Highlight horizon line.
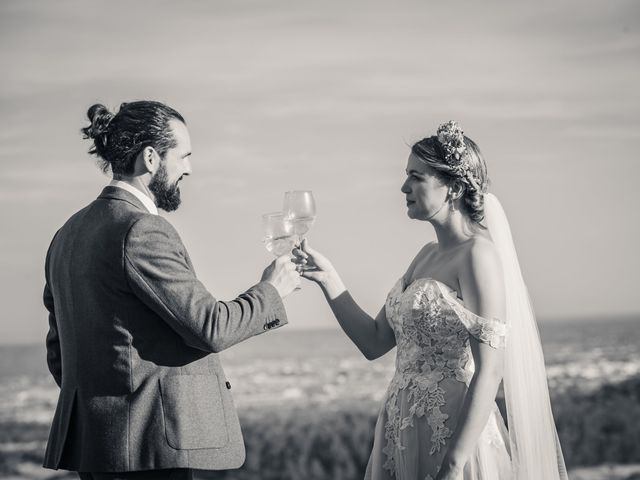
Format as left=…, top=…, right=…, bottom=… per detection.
left=2, top=314, right=639, bottom=347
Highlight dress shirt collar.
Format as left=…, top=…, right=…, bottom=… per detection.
left=109, top=180, right=158, bottom=215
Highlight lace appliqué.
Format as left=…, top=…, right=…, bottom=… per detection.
left=381, top=278, right=508, bottom=478
left=382, top=280, right=473, bottom=476
left=442, top=292, right=509, bottom=349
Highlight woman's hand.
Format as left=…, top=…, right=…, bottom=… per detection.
left=434, top=462, right=463, bottom=480
left=293, top=239, right=336, bottom=284
left=293, top=240, right=346, bottom=299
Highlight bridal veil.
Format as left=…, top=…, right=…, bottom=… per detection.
left=484, top=193, right=568, bottom=480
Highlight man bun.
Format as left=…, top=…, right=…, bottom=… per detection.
left=82, top=104, right=114, bottom=140
left=81, top=104, right=115, bottom=166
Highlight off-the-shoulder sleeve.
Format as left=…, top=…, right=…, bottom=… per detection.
left=439, top=287, right=508, bottom=349
left=458, top=308, right=508, bottom=349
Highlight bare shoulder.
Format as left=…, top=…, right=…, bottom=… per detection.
left=458, top=235, right=506, bottom=318
left=461, top=235, right=503, bottom=281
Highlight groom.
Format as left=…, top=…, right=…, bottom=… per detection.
left=42, top=101, right=300, bottom=479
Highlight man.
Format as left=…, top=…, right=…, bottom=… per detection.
left=42, top=101, right=300, bottom=479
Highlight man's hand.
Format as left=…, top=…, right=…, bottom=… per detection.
left=261, top=255, right=301, bottom=299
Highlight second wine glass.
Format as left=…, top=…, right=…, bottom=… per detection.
left=283, top=190, right=316, bottom=239
left=262, top=212, right=297, bottom=256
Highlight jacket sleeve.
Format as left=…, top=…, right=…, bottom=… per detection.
left=123, top=214, right=288, bottom=353
left=44, top=235, right=62, bottom=387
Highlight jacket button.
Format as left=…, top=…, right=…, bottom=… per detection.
left=226, top=381, right=231, bottom=390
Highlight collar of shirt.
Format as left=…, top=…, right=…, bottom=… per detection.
left=109, top=180, right=158, bottom=215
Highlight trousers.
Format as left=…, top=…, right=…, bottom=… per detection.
left=77, top=469, right=193, bottom=479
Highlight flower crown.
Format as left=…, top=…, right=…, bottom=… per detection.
left=436, top=120, right=471, bottom=177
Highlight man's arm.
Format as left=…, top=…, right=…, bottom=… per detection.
left=43, top=236, right=62, bottom=388
left=124, top=215, right=288, bottom=353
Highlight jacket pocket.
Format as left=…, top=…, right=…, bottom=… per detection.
left=159, top=374, right=229, bottom=449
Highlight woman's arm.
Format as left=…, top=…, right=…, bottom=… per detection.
left=324, top=290, right=396, bottom=361
left=436, top=239, right=506, bottom=480
left=296, top=241, right=396, bottom=360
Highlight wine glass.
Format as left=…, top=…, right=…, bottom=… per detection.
left=283, top=190, right=316, bottom=240
left=262, top=212, right=297, bottom=257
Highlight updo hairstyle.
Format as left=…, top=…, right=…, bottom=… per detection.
left=411, top=134, right=489, bottom=223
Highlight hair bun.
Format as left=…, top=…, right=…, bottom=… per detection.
left=83, top=103, right=114, bottom=140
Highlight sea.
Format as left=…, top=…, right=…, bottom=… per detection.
left=1, top=317, right=639, bottom=480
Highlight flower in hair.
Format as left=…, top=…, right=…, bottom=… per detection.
left=436, top=120, right=470, bottom=176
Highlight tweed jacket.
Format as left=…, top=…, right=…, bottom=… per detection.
left=43, top=186, right=287, bottom=472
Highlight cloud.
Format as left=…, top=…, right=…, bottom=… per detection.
left=1, top=0, right=639, bottom=342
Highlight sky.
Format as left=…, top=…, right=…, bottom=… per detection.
left=0, top=0, right=639, bottom=343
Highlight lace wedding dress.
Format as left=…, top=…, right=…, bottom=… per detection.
left=364, top=277, right=512, bottom=480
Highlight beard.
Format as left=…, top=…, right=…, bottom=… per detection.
left=149, top=161, right=182, bottom=212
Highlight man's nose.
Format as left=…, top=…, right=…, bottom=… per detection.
left=401, top=179, right=410, bottom=194
left=183, top=159, right=193, bottom=176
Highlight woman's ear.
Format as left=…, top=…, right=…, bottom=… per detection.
left=449, top=179, right=466, bottom=201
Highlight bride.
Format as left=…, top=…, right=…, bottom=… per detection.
left=294, top=121, right=568, bottom=479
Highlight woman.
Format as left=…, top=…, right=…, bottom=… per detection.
left=294, top=121, right=568, bottom=479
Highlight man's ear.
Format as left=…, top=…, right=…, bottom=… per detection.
left=142, top=146, right=161, bottom=174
